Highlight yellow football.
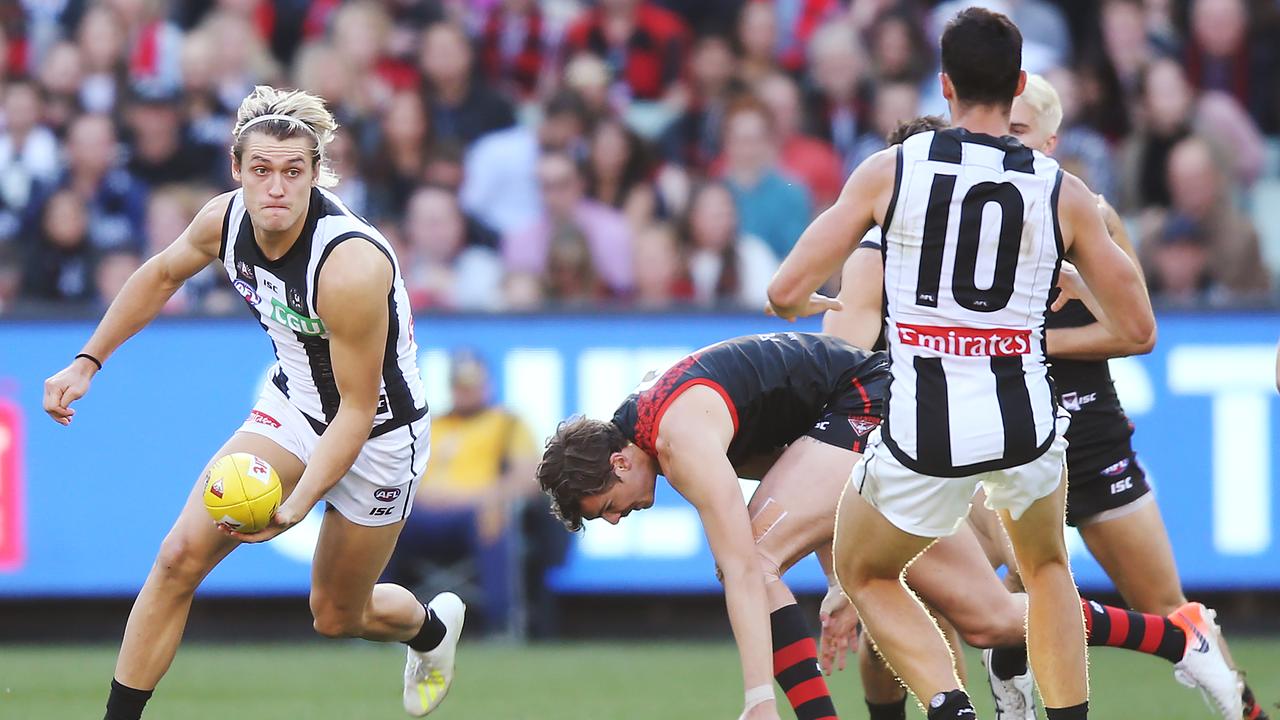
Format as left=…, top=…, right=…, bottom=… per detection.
left=202, top=452, right=282, bottom=533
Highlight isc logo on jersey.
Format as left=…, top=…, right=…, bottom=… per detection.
left=269, top=298, right=326, bottom=336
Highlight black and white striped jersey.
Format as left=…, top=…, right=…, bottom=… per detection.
left=879, top=128, right=1064, bottom=477
left=218, top=187, right=427, bottom=437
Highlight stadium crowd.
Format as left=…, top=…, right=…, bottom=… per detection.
left=1, top=0, right=1278, bottom=315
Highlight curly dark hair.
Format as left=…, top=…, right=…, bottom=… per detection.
left=535, top=416, right=628, bottom=531
left=885, top=115, right=948, bottom=145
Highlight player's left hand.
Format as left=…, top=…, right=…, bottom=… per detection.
left=220, top=503, right=306, bottom=543
left=1051, top=261, right=1094, bottom=312
left=764, top=293, right=843, bottom=321
left=818, top=584, right=860, bottom=675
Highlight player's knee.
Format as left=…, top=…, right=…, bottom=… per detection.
left=311, top=607, right=363, bottom=639
left=152, top=534, right=215, bottom=591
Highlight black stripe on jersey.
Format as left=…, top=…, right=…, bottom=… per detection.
left=1043, top=169, right=1067, bottom=370
left=992, top=356, right=1036, bottom=459
left=217, top=195, right=234, bottom=261
left=300, top=335, right=341, bottom=421
left=916, top=173, right=956, bottom=307
left=928, top=129, right=962, bottom=164
left=1002, top=141, right=1035, bottom=174
left=881, top=145, right=904, bottom=235
left=914, top=356, right=953, bottom=468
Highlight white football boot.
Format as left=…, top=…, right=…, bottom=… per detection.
left=403, top=592, right=466, bottom=716
left=982, top=648, right=1037, bottom=720
left=1168, top=602, right=1244, bottom=720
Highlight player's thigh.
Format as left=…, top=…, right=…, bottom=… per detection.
left=997, top=466, right=1069, bottom=572
left=750, top=436, right=860, bottom=571
left=310, top=507, right=405, bottom=612
left=1079, top=499, right=1186, bottom=614
left=834, top=483, right=934, bottom=585
left=905, top=524, right=1025, bottom=647
left=159, top=432, right=305, bottom=578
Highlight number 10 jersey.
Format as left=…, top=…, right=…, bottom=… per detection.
left=880, top=127, right=1063, bottom=477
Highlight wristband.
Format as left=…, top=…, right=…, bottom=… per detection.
left=743, top=685, right=775, bottom=711
left=75, top=353, right=103, bottom=371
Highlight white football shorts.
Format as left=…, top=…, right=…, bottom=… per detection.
left=236, top=383, right=430, bottom=527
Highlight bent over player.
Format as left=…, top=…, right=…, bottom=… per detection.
left=768, top=9, right=1155, bottom=720
left=43, top=86, right=463, bottom=719
left=538, top=332, right=888, bottom=720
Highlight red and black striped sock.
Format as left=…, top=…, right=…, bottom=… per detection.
left=1082, top=598, right=1185, bottom=664
left=771, top=603, right=837, bottom=720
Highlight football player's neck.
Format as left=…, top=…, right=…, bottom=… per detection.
left=950, top=100, right=1012, bottom=139
left=253, top=209, right=310, bottom=261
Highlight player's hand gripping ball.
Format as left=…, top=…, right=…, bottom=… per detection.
left=203, top=453, right=282, bottom=533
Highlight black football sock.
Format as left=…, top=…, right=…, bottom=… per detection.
left=925, top=689, right=976, bottom=720
left=867, top=695, right=908, bottom=720
left=404, top=604, right=447, bottom=652
left=770, top=603, right=837, bottom=719
left=1046, top=701, right=1089, bottom=720
left=1082, top=597, right=1185, bottom=664
left=104, top=678, right=153, bottom=720
left=988, top=644, right=1030, bottom=680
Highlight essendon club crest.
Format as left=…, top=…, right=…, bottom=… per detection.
left=848, top=416, right=880, bottom=437
left=373, top=488, right=402, bottom=502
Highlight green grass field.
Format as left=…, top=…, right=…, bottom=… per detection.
left=1, top=639, right=1277, bottom=719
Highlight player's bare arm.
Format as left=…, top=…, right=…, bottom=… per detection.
left=766, top=148, right=895, bottom=320
left=234, top=239, right=393, bottom=543
left=822, top=245, right=885, bottom=351
left=42, top=193, right=234, bottom=426
left=656, top=388, right=780, bottom=720
left=1058, top=171, right=1155, bottom=345
left=1048, top=195, right=1157, bottom=360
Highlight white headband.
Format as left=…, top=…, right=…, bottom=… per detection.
left=237, top=113, right=316, bottom=138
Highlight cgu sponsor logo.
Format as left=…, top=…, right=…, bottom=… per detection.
left=233, top=279, right=261, bottom=305
left=269, top=299, right=326, bottom=336
left=897, top=322, right=1032, bottom=357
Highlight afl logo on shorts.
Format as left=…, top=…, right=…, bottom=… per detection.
left=373, top=488, right=402, bottom=503
left=1101, top=458, right=1131, bottom=477
left=233, top=278, right=261, bottom=305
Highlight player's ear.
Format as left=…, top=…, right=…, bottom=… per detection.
left=939, top=73, right=954, bottom=102
left=1013, top=70, right=1027, bottom=98
left=1045, top=134, right=1059, bottom=156
left=610, top=450, right=629, bottom=474
left=230, top=155, right=241, bottom=182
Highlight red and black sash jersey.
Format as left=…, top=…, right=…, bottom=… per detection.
left=611, top=332, right=889, bottom=466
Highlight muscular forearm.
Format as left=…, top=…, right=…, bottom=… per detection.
left=1046, top=322, right=1153, bottom=361
left=286, top=407, right=375, bottom=511
left=80, top=257, right=184, bottom=362
left=721, top=564, right=776, bottom=693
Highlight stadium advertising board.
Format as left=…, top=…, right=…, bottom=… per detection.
left=0, top=313, right=1276, bottom=596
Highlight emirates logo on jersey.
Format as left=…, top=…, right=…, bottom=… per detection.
left=897, top=323, right=1032, bottom=357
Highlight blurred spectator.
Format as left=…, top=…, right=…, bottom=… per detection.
left=419, top=21, right=516, bottom=146
left=423, top=142, right=467, bottom=192
left=325, top=129, right=369, bottom=218
left=291, top=40, right=372, bottom=154
left=22, top=189, right=95, bottom=304
left=563, top=0, right=691, bottom=104
left=93, top=248, right=141, bottom=307
left=194, top=10, right=281, bottom=115
left=477, top=0, right=557, bottom=102
left=33, top=113, right=146, bottom=255
left=544, top=224, right=607, bottom=305
left=719, top=98, right=811, bottom=259
left=804, top=20, right=871, bottom=173
left=1145, top=216, right=1215, bottom=307
left=461, top=90, right=590, bottom=236
left=682, top=182, right=778, bottom=307
left=1119, top=57, right=1265, bottom=211
left=1041, top=67, right=1117, bottom=202
left=0, top=243, right=22, bottom=314
left=1077, top=0, right=1150, bottom=140
left=105, top=0, right=184, bottom=95
left=34, top=41, right=83, bottom=135
left=756, top=73, right=842, bottom=208
left=1185, top=0, right=1279, bottom=134
left=735, top=1, right=779, bottom=87
left=867, top=7, right=932, bottom=84
left=401, top=186, right=504, bottom=311
left=0, top=81, right=59, bottom=244
left=563, top=52, right=614, bottom=118
left=178, top=30, right=235, bottom=159
left=773, top=0, right=842, bottom=74
left=124, top=84, right=222, bottom=187
left=631, top=221, right=691, bottom=308
left=584, top=117, right=658, bottom=231
left=931, top=0, right=1071, bottom=70
left=504, top=151, right=633, bottom=297
left=366, top=90, right=432, bottom=221
left=144, top=184, right=229, bottom=315
left=660, top=33, right=742, bottom=171
left=331, top=0, right=414, bottom=95
left=76, top=4, right=128, bottom=114
left=1140, top=137, right=1271, bottom=300
left=848, top=80, right=921, bottom=181
left=385, top=350, right=541, bottom=634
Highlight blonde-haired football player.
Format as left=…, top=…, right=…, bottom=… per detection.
left=44, top=86, right=463, bottom=719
